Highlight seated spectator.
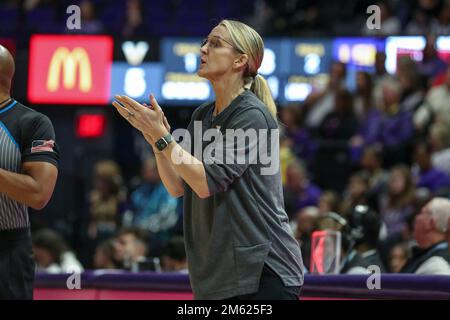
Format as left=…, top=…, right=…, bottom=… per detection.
left=360, top=146, right=389, bottom=210
left=429, top=122, right=450, bottom=177
left=93, top=239, right=118, bottom=270
left=418, top=35, right=448, bottom=82
left=317, top=191, right=340, bottom=216
left=292, top=206, right=320, bottom=271
left=317, top=87, right=358, bottom=143
left=348, top=205, right=387, bottom=272
left=284, top=160, right=321, bottom=219
left=113, top=227, right=149, bottom=270
left=378, top=165, right=416, bottom=242
left=280, top=104, right=314, bottom=162
left=161, top=236, right=188, bottom=273
left=303, top=61, right=347, bottom=130
left=32, top=229, right=84, bottom=273
left=414, top=67, right=450, bottom=132
left=373, top=51, right=395, bottom=109
left=340, top=172, right=371, bottom=217
left=88, top=160, right=127, bottom=243
left=396, top=57, right=425, bottom=114
left=412, top=141, right=450, bottom=194
left=350, top=72, right=382, bottom=164
left=122, top=0, right=147, bottom=37
left=389, top=242, right=411, bottom=273
left=313, top=88, right=358, bottom=191
left=401, top=198, right=450, bottom=274
left=353, top=71, right=376, bottom=122
left=129, top=156, right=179, bottom=256
left=379, top=79, right=414, bottom=166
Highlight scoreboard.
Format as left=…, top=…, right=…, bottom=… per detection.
left=26, top=35, right=450, bottom=106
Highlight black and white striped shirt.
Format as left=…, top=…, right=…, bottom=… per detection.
left=0, top=99, right=59, bottom=231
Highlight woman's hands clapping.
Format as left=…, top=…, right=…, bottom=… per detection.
left=112, top=94, right=171, bottom=144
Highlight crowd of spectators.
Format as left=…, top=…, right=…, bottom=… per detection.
left=279, top=37, right=450, bottom=274
left=32, top=39, right=450, bottom=276
left=1, top=0, right=450, bottom=39
left=3, top=0, right=450, bottom=276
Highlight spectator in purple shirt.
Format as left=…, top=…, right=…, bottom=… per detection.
left=379, top=79, right=415, bottom=166
left=379, top=165, right=416, bottom=241
left=350, top=71, right=382, bottom=163
left=284, top=159, right=321, bottom=219
left=280, top=104, right=315, bottom=163
left=413, top=141, right=450, bottom=194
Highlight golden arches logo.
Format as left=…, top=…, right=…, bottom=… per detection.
left=46, top=47, right=92, bottom=93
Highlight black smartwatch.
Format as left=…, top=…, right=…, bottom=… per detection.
left=154, top=134, right=173, bottom=152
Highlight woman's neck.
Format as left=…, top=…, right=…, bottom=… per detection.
left=211, top=76, right=245, bottom=116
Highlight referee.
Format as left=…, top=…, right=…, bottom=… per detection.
left=0, top=45, right=60, bottom=299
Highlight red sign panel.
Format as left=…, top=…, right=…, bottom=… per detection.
left=76, top=114, right=106, bottom=138
left=28, top=35, right=113, bottom=104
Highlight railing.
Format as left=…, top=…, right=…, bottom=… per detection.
left=33, top=271, right=450, bottom=300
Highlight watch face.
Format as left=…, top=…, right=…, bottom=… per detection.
left=156, top=138, right=168, bottom=151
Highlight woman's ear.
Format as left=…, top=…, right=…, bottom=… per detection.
left=234, top=53, right=249, bottom=71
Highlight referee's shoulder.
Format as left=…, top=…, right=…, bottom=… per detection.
left=14, top=101, right=53, bottom=126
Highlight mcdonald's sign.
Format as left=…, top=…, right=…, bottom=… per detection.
left=28, top=35, right=113, bottom=104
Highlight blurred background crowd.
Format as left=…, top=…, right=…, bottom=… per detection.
left=1, top=0, right=450, bottom=276
left=1, top=0, right=450, bottom=39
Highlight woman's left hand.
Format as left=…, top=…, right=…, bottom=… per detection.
left=112, top=94, right=169, bottom=140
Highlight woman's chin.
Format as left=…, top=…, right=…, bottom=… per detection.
left=197, top=69, right=209, bottom=80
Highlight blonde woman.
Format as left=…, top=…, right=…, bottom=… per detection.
left=113, top=20, right=304, bottom=300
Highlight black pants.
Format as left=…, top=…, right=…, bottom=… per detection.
left=227, top=264, right=301, bottom=300
left=0, top=228, right=35, bottom=300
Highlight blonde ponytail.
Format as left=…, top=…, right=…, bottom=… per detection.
left=252, top=74, right=277, bottom=120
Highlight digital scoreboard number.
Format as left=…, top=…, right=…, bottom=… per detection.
left=160, top=38, right=212, bottom=104
left=284, top=40, right=332, bottom=102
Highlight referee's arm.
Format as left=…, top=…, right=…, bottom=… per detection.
left=0, top=161, right=58, bottom=210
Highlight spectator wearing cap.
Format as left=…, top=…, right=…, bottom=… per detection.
left=401, top=198, right=450, bottom=274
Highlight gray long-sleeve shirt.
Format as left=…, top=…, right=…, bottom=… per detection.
left=181, top=90, right=304, bottom=300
